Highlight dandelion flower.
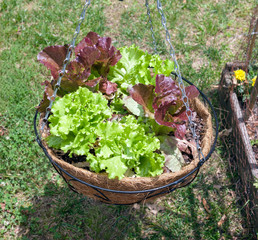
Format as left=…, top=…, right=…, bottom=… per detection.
left=234, top=69, right=246, bottom=81
left=252, top=76, right=257, bottom=87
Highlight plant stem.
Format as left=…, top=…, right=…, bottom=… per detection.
left=244, top=73, right=258, bottom=121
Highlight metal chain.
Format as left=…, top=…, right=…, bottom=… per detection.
left=40, top=0, right=205, bottom=162
left=145, top=0, right=157, bottom=54
left=151, top=0, right=205, bottom=162
left=41, top=0, right=91, bottom=132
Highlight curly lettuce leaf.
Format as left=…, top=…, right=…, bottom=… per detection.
left=92, top=116, right=164, bottom=179
left=154, top=75, right=199, bottom=139
left=149, top=54, right=174, bottom=78
left=47, top=87, right=112, bottom=154
left=108, top=45, right=147, bottom=84
left=99, top=156, right=128, bottom=180
left=76, top=32, right=122, bottom=77
left=99, top=78, right=118, bottom=95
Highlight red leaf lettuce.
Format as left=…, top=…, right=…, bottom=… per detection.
left=37, top=32, right=121, bottom=112
left=129, top=74, right=199, bottom=139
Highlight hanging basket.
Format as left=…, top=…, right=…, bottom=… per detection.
left=34, top=1, right=218, bottom=205
left=34, top=78, right=217, bottom=205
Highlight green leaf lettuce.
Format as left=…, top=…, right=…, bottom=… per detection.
left=47, top=87, right=165, bottom=180
left=108, top=45, right=174, bottom=91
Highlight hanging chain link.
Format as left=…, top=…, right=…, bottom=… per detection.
left=41, top=0, right=91, bottom=132
left=145, top=0, right=157, bottom=54
left=146, top=0, right=206, bottom=162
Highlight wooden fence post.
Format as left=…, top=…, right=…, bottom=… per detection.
left=244, top=73, right=258, bottom=121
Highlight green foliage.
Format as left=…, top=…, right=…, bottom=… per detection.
left=108, top=45, right=174, bottom=91
left=250, top=139, right=258, bottom=146
left=48, top=87, right=164, bottom=179
left=254, top=178, right=258, bottom=189
left=48, top=87, right=112, bottom=153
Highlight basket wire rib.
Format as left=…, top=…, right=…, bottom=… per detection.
left=34, top=1, right=218, bottom=204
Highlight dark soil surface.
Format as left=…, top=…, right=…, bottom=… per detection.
left=240, top=99, right=258, bottom=161
left=183, top=113, right=204, bottom=163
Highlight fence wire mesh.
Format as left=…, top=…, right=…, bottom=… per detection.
left=234, top=6, right=258, bottom=68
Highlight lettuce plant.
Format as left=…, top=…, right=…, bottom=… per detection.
left=108, top=45, right=174, bottom=91
left=127, top=74, right=199, bottom=139
left=47, top=87, right=164, bottom=180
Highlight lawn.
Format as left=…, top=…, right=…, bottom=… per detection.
left=0, top=0, right=257, bottom=239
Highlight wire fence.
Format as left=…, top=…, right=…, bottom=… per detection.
left=219, top=61, right=258, bottom=236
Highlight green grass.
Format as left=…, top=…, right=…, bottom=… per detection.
left=0, top=0, right=257, bottom=239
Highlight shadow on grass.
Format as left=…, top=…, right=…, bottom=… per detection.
left=18, top=181, right=140, bottom=240
left=17, top=168, right=254, bottom=240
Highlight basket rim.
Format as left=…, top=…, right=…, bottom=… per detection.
left=34, top=77, right=218, bottom=194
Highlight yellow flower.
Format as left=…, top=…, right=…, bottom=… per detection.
left=252, top=76, right=257, bottom=87
left=234, top=69, right=246, bottom=81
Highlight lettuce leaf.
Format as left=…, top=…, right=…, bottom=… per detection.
left=38, top=45, right=69, bottom=80
left=90, top=115, right=165, bottom=179
left=129, top=84, right=155, bottom=118
left=99, top=78, right=118, bottom=95
left=158, top=136, right=185, bottom=172
left=150, top=54, right=174, bottom=77
left=76, top=32, right=122, bottom=77
left=123, top=96, right=145, bottom=117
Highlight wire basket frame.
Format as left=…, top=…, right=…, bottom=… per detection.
left=34, top=76, right=218, bottom=205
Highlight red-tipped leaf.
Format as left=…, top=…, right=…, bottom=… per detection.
left=129, top=84, right=155, bottom=117
left=99, top=79, right=117, bottom=95
left=37, top=45, right=69, bottom=79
